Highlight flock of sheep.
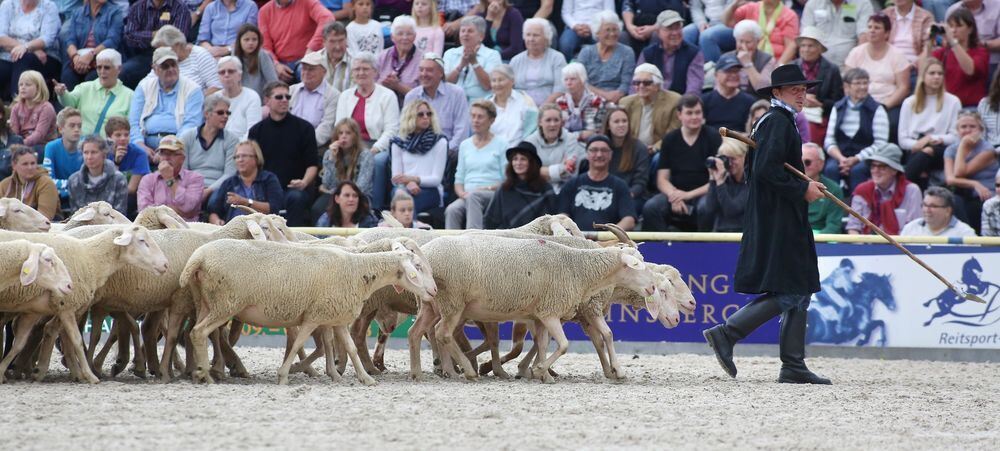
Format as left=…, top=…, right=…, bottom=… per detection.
left=0, top=199, right=696, bottom=385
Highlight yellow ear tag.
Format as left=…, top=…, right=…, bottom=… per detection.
left=408, top=272, right=417, bottom=279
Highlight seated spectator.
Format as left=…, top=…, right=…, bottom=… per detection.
left=377, top=16, right=421, bottom=104
left=61, top=0, right=125, bottom=90
left=620, top=0, right=688, bottom=55
left=554, top=62, right=608, bottom=138
left=440, top=0, right=479, bottom=39
left=317, top=180, right=379, bottom=227
left=946, top=0, right=1000, bottom=78
left=922, top=8, right=990, bottom=108
left=476, top=0, right=525, bottom=61
left=248, top=81, right=320, bottom=226
left=198, top=0, right=260, bottom=58
left=208, top=139, right=284, bottom=224
left=484, top=141, right=555, bottom=229
left=389, top=101, right=449, bottom=215
left=558, top=134, right=636, bottom=231
left=697, top=137, right=748, bottom=232
left=444, top=16, right=503, bottom=102
left=42, top=108, right=84, bottom=200
left=721, top=0, right=799, bottom=64
left=845, top=14, right=911, bottom=140
left=802, top=143, right=845, bottom=234
left=412, top=0, right=444, bottom=57
left=213, top=56, right=262, bottom=140
left=0, top=100, right=24, bottom=178
left=403, top=52, right=471, bottom=155
left=317, top=21, right=353, bottom=93
left=486, top=64, right=538, bottom=145
left=983, top=71, right=1000, bottom=148
left=292, top=51, right=339, bottom=147
left=67, top=135, right=128, bottom=214
left=180, top=96, right=238, bottom=204
left=347, top=0, right=384, bottom=56
left=944, top=111, right=998, bottom=233
left=259, top=0, right=333, bottom=83
left=314, top=118, right=374, bottom=221
left=336, top=52, right=400, bottom=154
left=981, top=171, right=1000, bottom=237
left=900, top=186, right=976, bottom=237
left=446, top=100, right=507, bottom=229
left=121, top=0, right=192, bottom=89
left=324, top=0, right=353, bottom=21
left=592, top=107, right=651, bottom=201
left=129, top=48, right=205, bottom=161
left=643, top=95, right=720, bottom=232
left=720, top=20, right=776, bottom=92
left=900, top=59, right=961, bottom=188
left=510, top=18, right=565, bottom=106
left=846, top=144, right=922, bottom=235
left=557, top=0, right=606, bottom=60
left=137, top=135, right=205, bottom=221
left=380, top=190, right=432, bottom=229
left=54, top=50, right=133, bottom=139
left=0, top=145, right=58, bottom=219
left=10, top=71, right=55, bottom=151
left=793, top=27, right=844, bottom=145
left=824, top=68, right=890, bottom=192
left=104, top=116, right=152, bottom=196
left=151, top=25, right=223, bottom=96
left=233, top=24, right=279, bottom=97
left=884, top=0, right=933, bottom=67
left=701, top=54, right=755, bottom=133
left=619, top=64, right=681, bottom=151
left=684, top=0, right=733, bottom=61
left=523, top=103, right=584, bottom=193
left=636, top=10, right=704, bottom=96
left=576, top=11, right=635, bottom=104
left=801, top=0, right=874, bottom=67
left=0, top=0, right=61, bottom=100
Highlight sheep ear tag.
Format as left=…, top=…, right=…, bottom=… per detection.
left=73, top=207, right=96, bottom=221
left=20, top=247, right=40, bottom=286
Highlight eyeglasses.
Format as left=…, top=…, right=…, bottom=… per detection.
left=218, top=69, right=238, bottom=75
left=214, top=110, right=232, bottom=116
left=631, top=80, right=655, bottom=87
left=587, top=147, right=612, bottom=154
left=272, top=94, right=292, bottom=100
left=95, top=65, right=114, bottom=70
left=234, top=154, right=255, bottom=160
left=416, top=111, right=434, bottom=118
left=922, top=202, right=948, bottom=209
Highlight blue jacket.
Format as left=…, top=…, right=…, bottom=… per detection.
left=210, top=170, right=284, bottom=221
left=61, top=2, right=124, bottom=53
left=833, top=96, right=880, bottom=158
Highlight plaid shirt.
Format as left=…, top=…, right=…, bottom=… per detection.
left=437, top=0, right=477, bottom=13
left=983, top=196, right=1000, bottom=237
left=124, top=0, right=192, bottom=50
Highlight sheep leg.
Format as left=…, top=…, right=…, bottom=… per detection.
left=208, top=328, right=227, bottom=381
left=276, top=323, right=318, bottom=385
left=57, top=311, right=100, bottom=384
left=93, top=320, right=120, bottom=375
left=291, top=336, right=325, bottom=374
left=58, top=329, right=84, bottom=381
left=227, top=319, right=243, bottom=346
left=219, top=325, right=248, bottom=378
left=577, top=315, right=613, bottom=379
left=407, top=305, right=437, bottom=381
left=372, top=314, right=403, bottom=373
left=158, top=310, right=187, bottom=382
left=331, top=325, right=376, bottom=386
left=321, top=327, right=340, bottom=382
left=0, top=314, right=42, bottom=384
left=86, top=308, right=107, bottom=376
left=190, top=314, right=231, bottom=384
left=532, top=317, right=568, bottom=384
left=115, top=312, right=144, bottom=378
left=30, top=317, right=65, bottom=382
left=333, top=328, right=348, bottom=375
left=482, top=322, right=510, bottom=379
left=12, top=323, right=45, bottom=380
left=434, top=313, right=478, bottom=381
left=349, top=310, right=380, bottom=375
left=589, top=314, right=624, bottom=380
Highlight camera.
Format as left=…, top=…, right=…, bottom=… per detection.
left=930, top=24, right=946, bottom=43
left=705, top=155, right=730, bottom=170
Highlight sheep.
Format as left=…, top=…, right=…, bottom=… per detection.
left=0, top=198, right=51, bottom=232
left=178, top=237, right=437, bottom=385
left=408, top=234, right=658, bottom=382
left=0, top=225, right=169, bottom=383
left=0, top=240, right=74, bottom=359
left=132, top=206, right=191, bottom=230
left=55, top=201, right=131, bottom=232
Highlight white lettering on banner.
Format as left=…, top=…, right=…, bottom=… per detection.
left=807, top=252, right=1000, bottom=349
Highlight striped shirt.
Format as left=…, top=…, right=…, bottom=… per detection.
left=145, top=46, right=223, bottom=91
left=978, top=97, right=1000, bottom=149
left=124, top=0, right=192, bottom=50
left=824, top=99, right=890, bottom=161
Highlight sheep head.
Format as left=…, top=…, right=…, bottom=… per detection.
left=112, top=225, right=169, bottom=275
left=547, top=214, right=584, bottom=238
left=657, top=264, right=695, bottom=315
left=71, top=201, right=130, bottom=226
left=390, top=239, right=437, bottom=302
left=647, top=270, right=681, bottom=329
left=135, top=205, right=190, bottom=229
left=609, top=247, right=658, bottom=309
left=19, top=241, right=73, bottom=296
left=0, top=198, right=50, bottom=232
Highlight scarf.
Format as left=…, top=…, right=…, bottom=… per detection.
left=801, top=59, right=820, bottom=81
left=390, top=128, right=444, bottom=155
left=757, top=2, right=782, bottom=55
left=389, top=45, right=415, bottom=76
left=854, top=173, right=910, bottom=235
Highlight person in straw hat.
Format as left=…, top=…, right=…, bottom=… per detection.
left=792, top=26, right=845, bottom=145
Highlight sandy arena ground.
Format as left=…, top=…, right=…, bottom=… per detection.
left=2, top=347, right=998, bottom=450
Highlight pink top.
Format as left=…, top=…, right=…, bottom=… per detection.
left=10, top=101, right=56, bottom=146
left=414, top=26, right=444, bottom=56
left=137, top=169, right=205, bottom=221
left=845, top=43, right=911, bottom=104
left=732, top=2, right=799, bottom=61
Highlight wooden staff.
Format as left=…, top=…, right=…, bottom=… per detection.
left=719, top=127, right=986, bottom=304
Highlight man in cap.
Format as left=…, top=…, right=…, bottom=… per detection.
left=701, top=53, right=756, bottom=132
left=635, top=10, right=705, bottom=95
left=558, top=135, right=637, bottom=231
left=137, top=135, right=206, bottom=221
left=290, top=51, right=340, bottom=147
left=845, top=143, right=922, bottom=235
left=703, top=64, right=833, bottom=385
left=128, top=47, right=205, bottom=163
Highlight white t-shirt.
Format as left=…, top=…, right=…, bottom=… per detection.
left=212, top=88, right=262, bottom=140
left=347, top=21, right=385, bottom=56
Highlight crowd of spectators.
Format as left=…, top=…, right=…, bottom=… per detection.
left=1, top=0, right=999, bottom=239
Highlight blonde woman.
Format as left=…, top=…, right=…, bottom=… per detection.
left=698, top=137, right=749, bottom=232
left=312, top=118, right=374, bottom=221
left=898, top=58, right=961, bottom=173
left=388, top=100, right=448, bottom=214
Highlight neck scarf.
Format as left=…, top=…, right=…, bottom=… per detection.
left=757, top=2, right=783, bottom=55
left=856, top=174, right=910, bottom=235
left=390, top=46, right=415, bottom=76
left=391, top=128, right=444, bottom=155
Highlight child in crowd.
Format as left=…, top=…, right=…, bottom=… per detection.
left=412, top=0, right=444, bottom=56
left=42, top=108, right=84, bottom=199
left=10, top=71, right=57, bottom=150
left=347, top=0, right=385, bottom=55
left=379, top=190, right=432, bottom=229
left=105, top=116, right=152, bottom=196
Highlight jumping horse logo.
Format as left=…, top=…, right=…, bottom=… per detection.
left=922, top=258, right=1000, bottom=327
left=807, top=259, right=897, bottom=346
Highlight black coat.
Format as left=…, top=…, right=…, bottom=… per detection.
left=734, top=106, right=820, bottom=295
left=794, top=57, right=844, bottom=116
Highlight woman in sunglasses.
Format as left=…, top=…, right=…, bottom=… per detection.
left=389, top=100, right=448, bottom=215
left=179, top=96, right=240, bottom=205
left=617, top=63, right=682, bottom=150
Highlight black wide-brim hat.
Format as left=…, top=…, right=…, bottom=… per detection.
left=755, top=64, right=822, bottom=97
left=506, top=141, right=542, bottom=167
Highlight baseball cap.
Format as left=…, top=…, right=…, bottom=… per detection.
left=152, top=47, right=178, bottom=66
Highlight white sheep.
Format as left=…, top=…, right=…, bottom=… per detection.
left=56, top=201, right=131, bottom=232
left=0, top=240, right=75, bottom=358
left=0, top=225, right=169, bottom=383
left=179, top=237, right=437, bottom=385
left=132, top=205, right=191, bottom=230
left=0, top=198, right=51, bottom=232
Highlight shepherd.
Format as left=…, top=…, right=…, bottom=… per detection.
left=703, top=64, right=832, bottom=385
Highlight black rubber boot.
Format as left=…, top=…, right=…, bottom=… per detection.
left=778, top=307, right=832, bottom=385
left=703, top=296, right=783, bottom=378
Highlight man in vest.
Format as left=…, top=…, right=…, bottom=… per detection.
left=128, top=47, right=205, bottom=164
left=822, top=67, right=890, bottom=193
left=703, top=64, right=833, bottom=385
left=637, top=10, right=705, bottom=95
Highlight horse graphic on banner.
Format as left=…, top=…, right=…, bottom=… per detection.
left=807, top=259, right=897, bottom=346
left=923, top=258, right=1000, bottom=327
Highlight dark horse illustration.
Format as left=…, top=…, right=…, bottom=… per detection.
left=808, top=265, right=897, bottom=346
left=923, top=258, right=1000, bottom=326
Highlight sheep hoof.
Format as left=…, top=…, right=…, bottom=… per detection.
left=230, top=367, right=250, bottom=378
left=302, top=366, right=320, bottom=377
left=277, top=374, right=289, bottom=385
left=85, top=374, right=100, bottom=384
left=31, top=372, right=46, bottom=383
left=110, top=362, right=126, bottom=377
left=209, top=368, right=226, bottom=381
left=192, top=369, right=214, bottom=384
left=409, top=372, right=423, bottom=382
left=494, top=368, right=512, bottom=380
left=373, top=361, right=386, bottom=372
left=131, top=366, right=147, bottom=379
left=463, top=373, right=479, bottom=382
left=359, top=375, right=377, bottom=386
left=548, top=368, right=560, bottom=378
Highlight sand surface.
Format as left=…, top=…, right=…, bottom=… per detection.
left=2, top=347, right=997, bottom=450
